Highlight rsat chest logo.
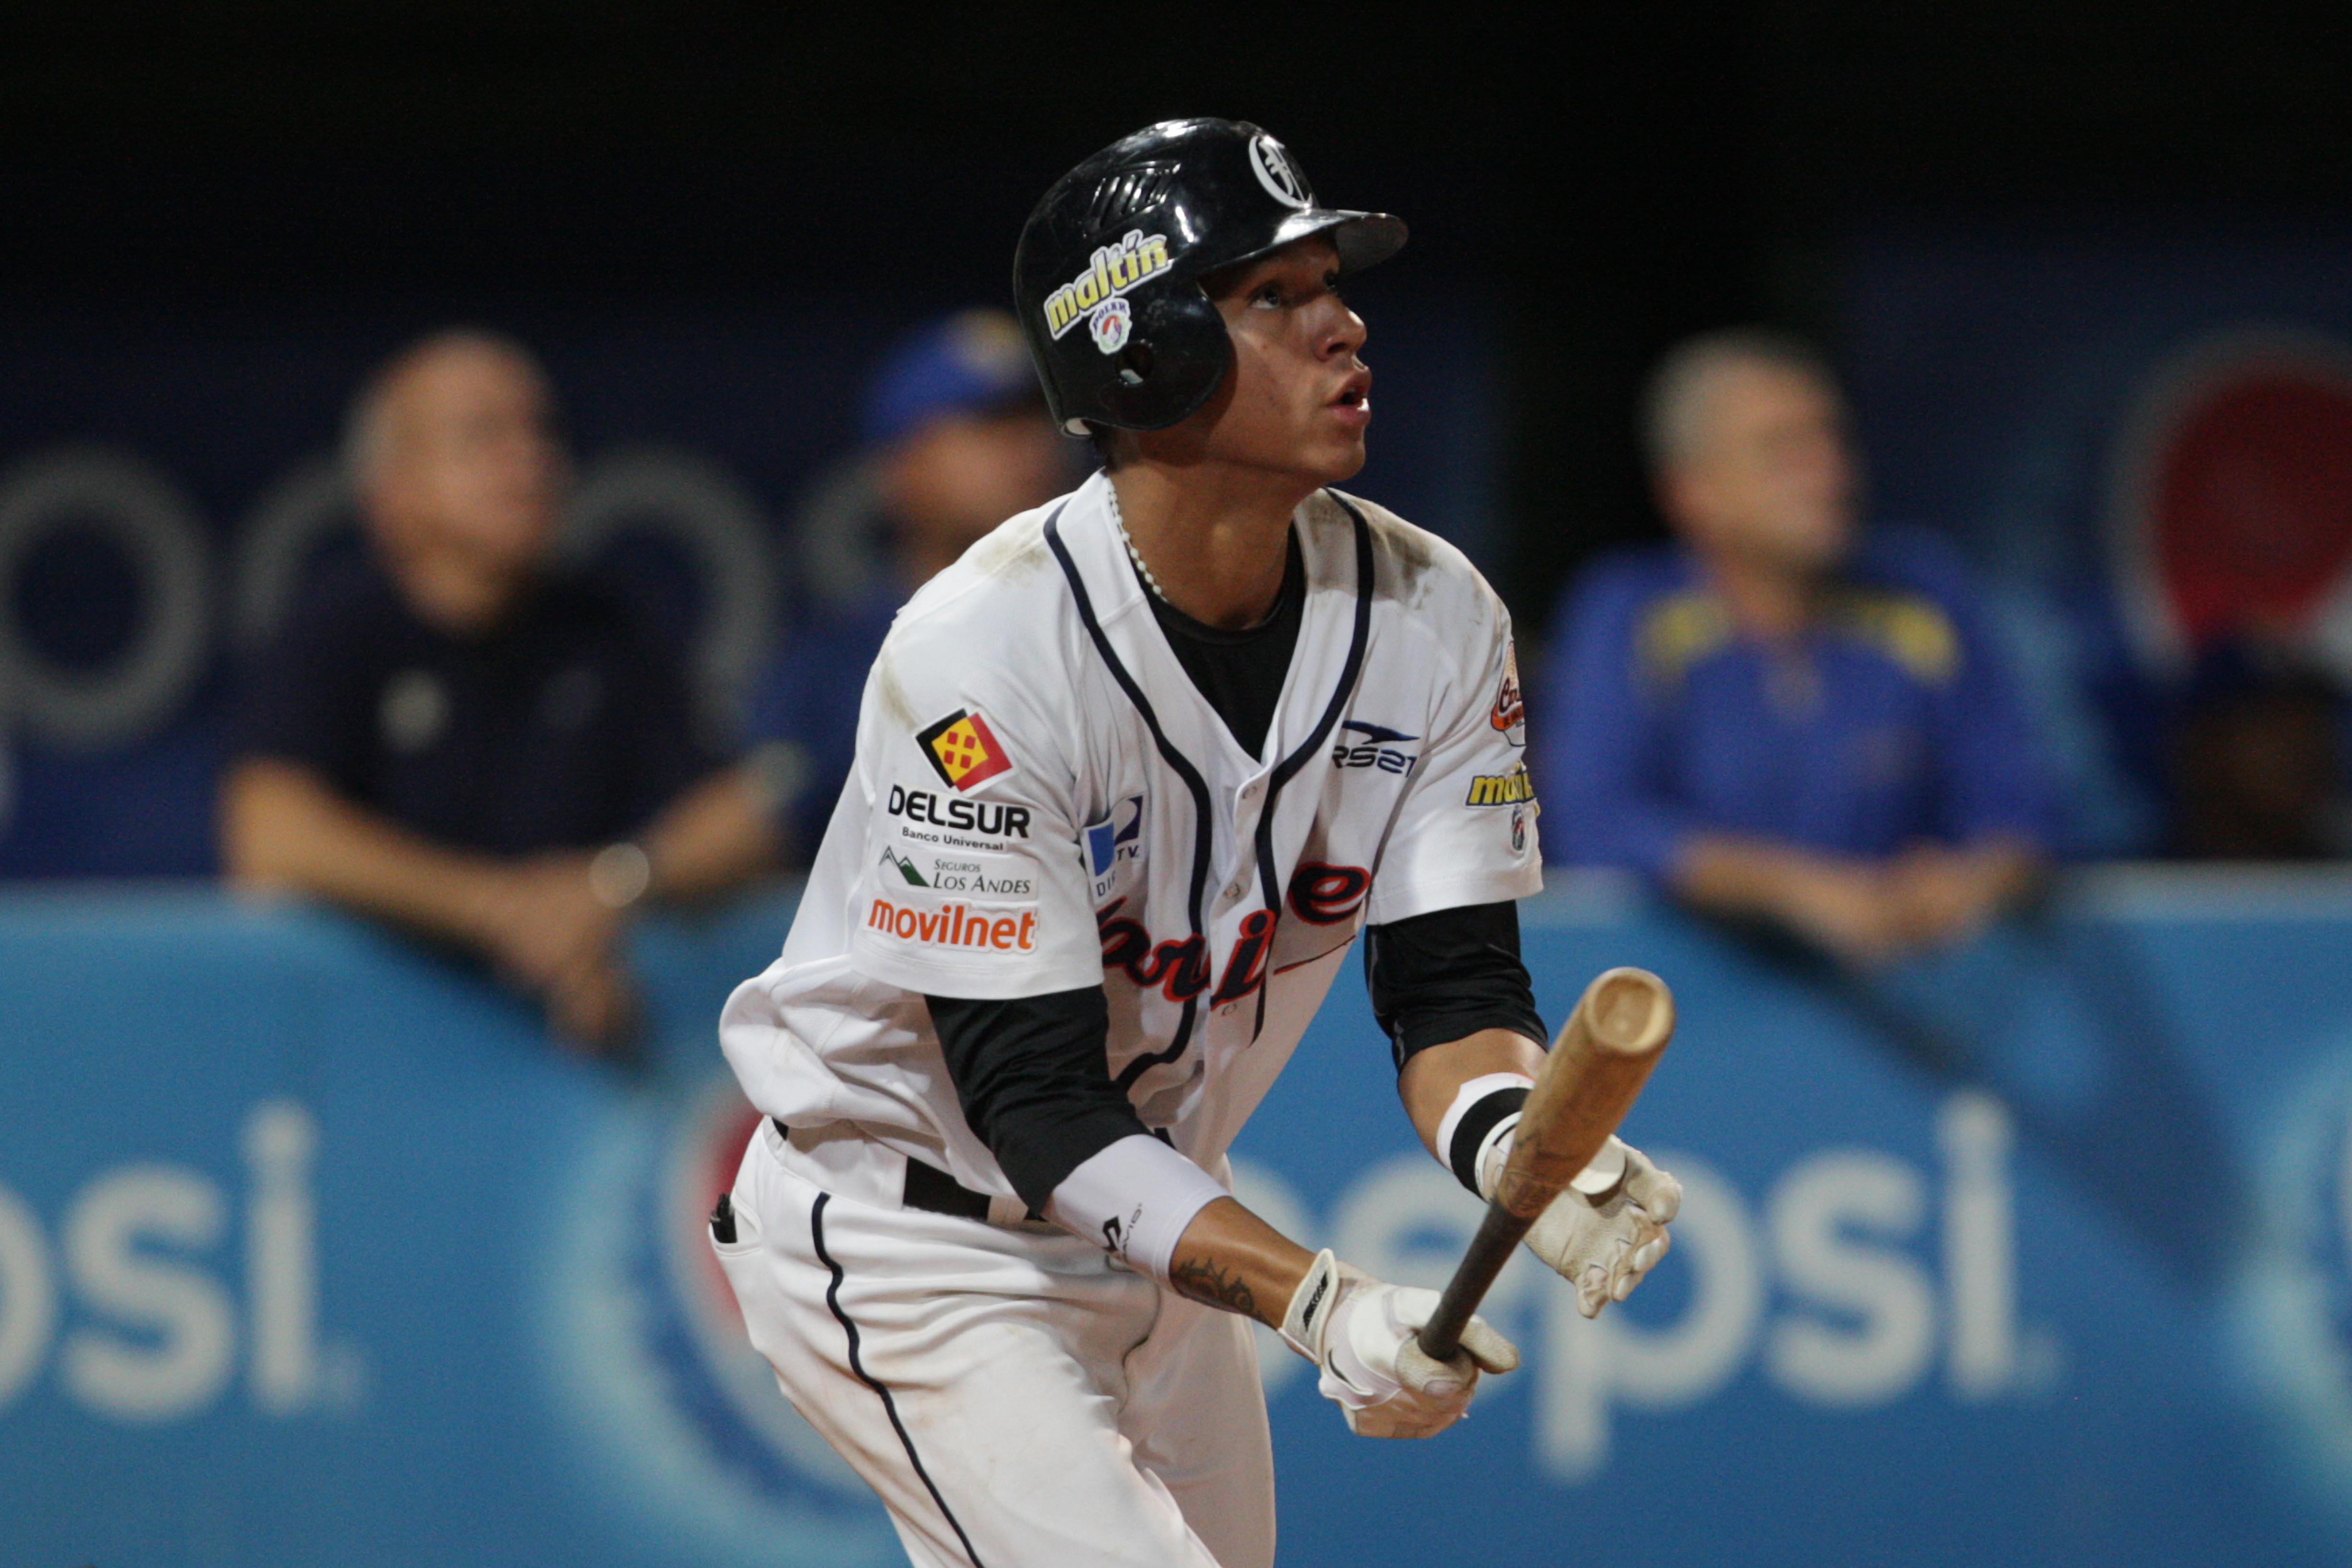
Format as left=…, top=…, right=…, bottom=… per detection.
left=1332, top=721, right=1419, bottom=774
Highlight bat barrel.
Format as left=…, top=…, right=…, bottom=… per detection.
left=1581, top=967, right=1676, bottom=1055
left=1496, top=968, right=1673, bottom=1219
left=1417, top=966, right=1677, bottom=1362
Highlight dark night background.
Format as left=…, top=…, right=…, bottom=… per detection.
left=12, top=1, right=2349, bottom=631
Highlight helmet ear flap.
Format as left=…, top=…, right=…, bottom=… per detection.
left=1094, top=287, right=1233, bottom=431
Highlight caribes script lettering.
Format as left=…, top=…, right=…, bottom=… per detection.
left=1094, top=905, right=1277, bottom=1008
left=1097, top=863, right=1371, bottom=1004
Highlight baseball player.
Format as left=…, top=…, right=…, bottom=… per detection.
left=711, top=119, right=1682, bottom=1568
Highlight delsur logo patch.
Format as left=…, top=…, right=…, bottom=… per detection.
left=917, top=708, right=1015, bottom=792
left=1465, top=764, right=1536, bottom=808
left=1490, top=642, right=1527, bottom=747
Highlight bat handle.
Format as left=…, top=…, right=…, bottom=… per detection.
left=1416, top=1202, right=1533, bottom=1361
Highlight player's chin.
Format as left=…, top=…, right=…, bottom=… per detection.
left=1303, top=421, right=1370, bottom=484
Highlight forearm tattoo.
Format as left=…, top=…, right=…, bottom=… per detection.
left=1169, top=1255, right=1259, bottom=1318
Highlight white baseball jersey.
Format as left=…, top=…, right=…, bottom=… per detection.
left=720, top=470, right=1541, bottom=1202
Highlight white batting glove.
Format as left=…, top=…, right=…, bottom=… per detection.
left=1482, top=1134, right=1681, bottom=1318
left=1279, top=1249, right=1520, bottom=1439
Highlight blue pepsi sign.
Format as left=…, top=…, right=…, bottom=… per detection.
left=1, top=877, right=2349, bottom=1565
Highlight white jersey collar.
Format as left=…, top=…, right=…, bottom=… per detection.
left=1044, top=470, right=1374, bottom=780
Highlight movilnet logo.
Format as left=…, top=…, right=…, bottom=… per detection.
left=868, top=896, right=1037, bottom=953
left=917, top=708, right=1014, bottom=792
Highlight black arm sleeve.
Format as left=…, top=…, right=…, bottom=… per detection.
left=1363, top=900, right=1548, bottom=1072
left=924, top=986, right=1151, bottom=1213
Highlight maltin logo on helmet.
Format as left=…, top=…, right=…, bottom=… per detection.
left=1249, top=135, right=1310, bottom=208
left=1042, top=230, right=1176, bottom=342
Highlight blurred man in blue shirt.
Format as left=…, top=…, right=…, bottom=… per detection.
left=747, top=309, right=1075, bottom=860
left=1539, top=329, right=2055, bottom=964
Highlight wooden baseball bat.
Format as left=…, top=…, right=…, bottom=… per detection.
left=1417, top=966, right=1676, bottom=1361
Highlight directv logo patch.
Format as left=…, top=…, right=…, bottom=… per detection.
left=1085, top=795, right=1144, bottom=902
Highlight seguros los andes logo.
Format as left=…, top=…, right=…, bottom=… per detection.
left=881, top=845, right=1034, bottom=898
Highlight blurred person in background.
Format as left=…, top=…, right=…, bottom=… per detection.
left=1538, top=329, right=2055, bottom=965
left=747, top=308, right=1073, bottom=859
left=221, top=330, right=779, bottom=1053
left=2170, top=645, right=2352, bottom=859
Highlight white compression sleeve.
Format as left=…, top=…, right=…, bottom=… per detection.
left=1043, top=1133, right=1229, bottom=1284
left=1435, top=1072, right=1536, bottom=1197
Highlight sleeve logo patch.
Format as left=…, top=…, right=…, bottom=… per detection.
left=1490, top=642, right=1527, bottom=747
left=917, top=708, right=1015, bottom=792
left=1465, top=765, right=1536, bottom=807
left=881, top=846, right=1034, bottom=898
left=867, top=896, right=1037, bottom=954
left=1083, top=795, right=1145, bottom=902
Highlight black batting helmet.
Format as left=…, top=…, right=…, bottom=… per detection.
left=1013, top=119, right=1407, bottom=435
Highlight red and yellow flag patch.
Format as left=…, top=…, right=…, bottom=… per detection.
left=916, top=708, right=1014, bottom=792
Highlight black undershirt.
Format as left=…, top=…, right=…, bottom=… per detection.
left=927, top=528, right=1543, bottom=1213
left=1141, top=527, right=1306, bottom=758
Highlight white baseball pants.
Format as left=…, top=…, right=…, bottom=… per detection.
left=712, top=1119, right=1277, bottom=1568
